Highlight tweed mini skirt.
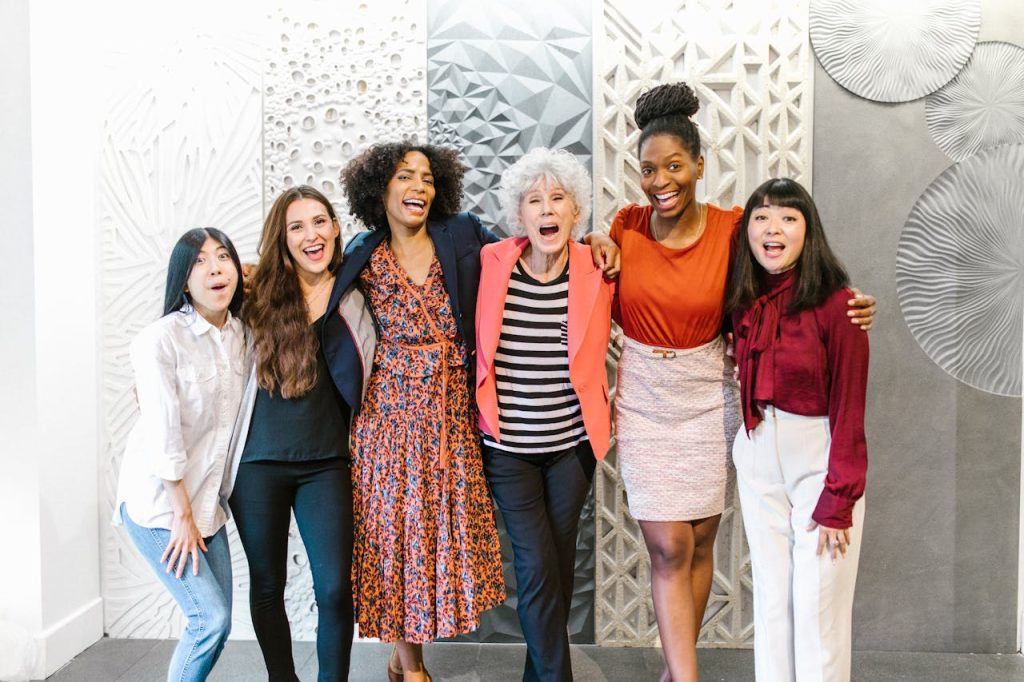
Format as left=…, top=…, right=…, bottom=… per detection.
left=615, top=334, right=740, bottom=521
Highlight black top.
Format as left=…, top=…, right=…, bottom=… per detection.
left=241, top=311, right=351, bottom=463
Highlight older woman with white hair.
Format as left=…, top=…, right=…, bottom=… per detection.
left=476, top=147, right=615, bottom=682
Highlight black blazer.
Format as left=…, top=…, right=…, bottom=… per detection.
left=321, top=211, right=499, bottom=412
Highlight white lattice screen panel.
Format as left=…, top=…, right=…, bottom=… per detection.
left=593, top=0, right=813, bottom=648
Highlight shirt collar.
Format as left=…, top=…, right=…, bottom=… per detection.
left=181, top=305, right=237, bottom=338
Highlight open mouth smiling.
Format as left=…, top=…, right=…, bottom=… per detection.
left=653, top=191, right=679, bottom=208
left=303, top=244, right=326, bottom=260
left=538, top=224, right=559, bottom=236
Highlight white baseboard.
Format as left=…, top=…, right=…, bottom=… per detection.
left=36, top=597, right=104, bottom=678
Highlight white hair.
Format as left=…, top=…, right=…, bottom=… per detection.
left=498, top=147, right=593, bottom=238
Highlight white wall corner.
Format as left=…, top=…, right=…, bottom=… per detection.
left=36, top=598, right=104, bottom=678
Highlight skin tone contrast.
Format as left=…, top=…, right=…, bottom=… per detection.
left=640, top=134, right=706, bottom=250
left=381, top=150, right=437, bottom=682
left=636, top=131, right=717, bottom=682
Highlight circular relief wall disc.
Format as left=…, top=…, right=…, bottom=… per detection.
left=810, top=0, right=981, bottom=103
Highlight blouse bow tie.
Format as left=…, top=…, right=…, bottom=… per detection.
left=737, top=271, right=795, bottom=432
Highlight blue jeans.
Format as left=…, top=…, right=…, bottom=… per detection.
left=120, top=503, right=233, bottom=682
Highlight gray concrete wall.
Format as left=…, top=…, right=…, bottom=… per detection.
left=813, top=61, right=1021, bottom=653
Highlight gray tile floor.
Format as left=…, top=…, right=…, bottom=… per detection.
left=45, top=638, right=1024, bottom=681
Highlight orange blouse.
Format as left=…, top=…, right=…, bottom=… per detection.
left=610, top=202, right=742, bottom=349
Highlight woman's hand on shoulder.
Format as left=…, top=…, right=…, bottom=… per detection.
left=846, top=287, right=876, bottom=331
left=241, top=263, right=257, bottom=297
left=584, top=232, right=621, bottom=278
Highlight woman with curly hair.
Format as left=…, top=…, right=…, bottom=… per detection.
left=591, top=82, right=876, bottom=681
left=229, top=185, right=365, bottom=681
left=339, top=142, right=506, bottom=681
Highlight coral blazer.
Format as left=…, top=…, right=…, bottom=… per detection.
left=475, top=237, right=615, bottom=460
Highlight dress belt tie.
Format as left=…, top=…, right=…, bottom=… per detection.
left=390, top=339, right=453, bottom=470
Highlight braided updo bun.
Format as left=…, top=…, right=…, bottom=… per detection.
left=633, top=82, right=700, bottom=129
left=633, top=82, right=702, bottom=160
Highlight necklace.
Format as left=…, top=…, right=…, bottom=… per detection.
left=651, top=201, right=706, bottom=246
left=303, top=274, right=335, bottom=315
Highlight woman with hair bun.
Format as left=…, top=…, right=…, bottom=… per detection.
left=592, top=82, right=876, bottom=680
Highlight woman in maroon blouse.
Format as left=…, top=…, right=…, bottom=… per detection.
left=726, top=178, right=868, bottom=682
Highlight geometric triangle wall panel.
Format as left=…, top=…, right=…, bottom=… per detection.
left=427, top=0, right=596, bottom=642
left=427, top=0, right=593, bottom=236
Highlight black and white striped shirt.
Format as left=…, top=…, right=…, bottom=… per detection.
left=482, top=260, right=586, bottom=454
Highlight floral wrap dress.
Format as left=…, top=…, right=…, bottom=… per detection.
left=352, top=241, right=505, bottom=643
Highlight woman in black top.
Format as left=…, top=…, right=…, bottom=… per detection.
left=229, top=185, right=353, bottom=682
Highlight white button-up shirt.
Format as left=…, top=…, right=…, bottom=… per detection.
left=114, top=308, right=248, bottom=536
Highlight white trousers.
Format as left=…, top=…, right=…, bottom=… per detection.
left=732, top=407, right=865, bottom=682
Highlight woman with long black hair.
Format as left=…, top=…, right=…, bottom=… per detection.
left=114, top=227, right=247, bottom=682
left=728, top=178, right=868, bottom=682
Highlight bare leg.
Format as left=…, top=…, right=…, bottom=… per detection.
left=690, top=514, right=722, bottom=635
left=646, top=514, right=723, bottom=682
left=395, top=641, right=429, bottom=681
left=640, top=520, right=698, bottom=682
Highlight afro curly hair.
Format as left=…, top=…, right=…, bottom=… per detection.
left=341, top=142, right=465, bottom=231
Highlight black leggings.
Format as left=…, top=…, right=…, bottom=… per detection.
left=230, top=458, right=353, bottom=682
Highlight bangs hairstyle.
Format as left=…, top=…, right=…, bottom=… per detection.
left=341, top=142, right=464, bottom=230
left=634, top=81, right=702, bottom=161
left=243, top=185, right=342, bottom=399
left=163, top=227, right=243, bottom=317
left=726, top=177, right=849, bottom=313
left=498, top=147, right=593, bottom=238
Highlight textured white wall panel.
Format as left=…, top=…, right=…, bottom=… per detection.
left=264, top=0, right=428, bottom=240
left=100, top=18, right=265, bottom=640
left=100, top=1, right=429, bottom=642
